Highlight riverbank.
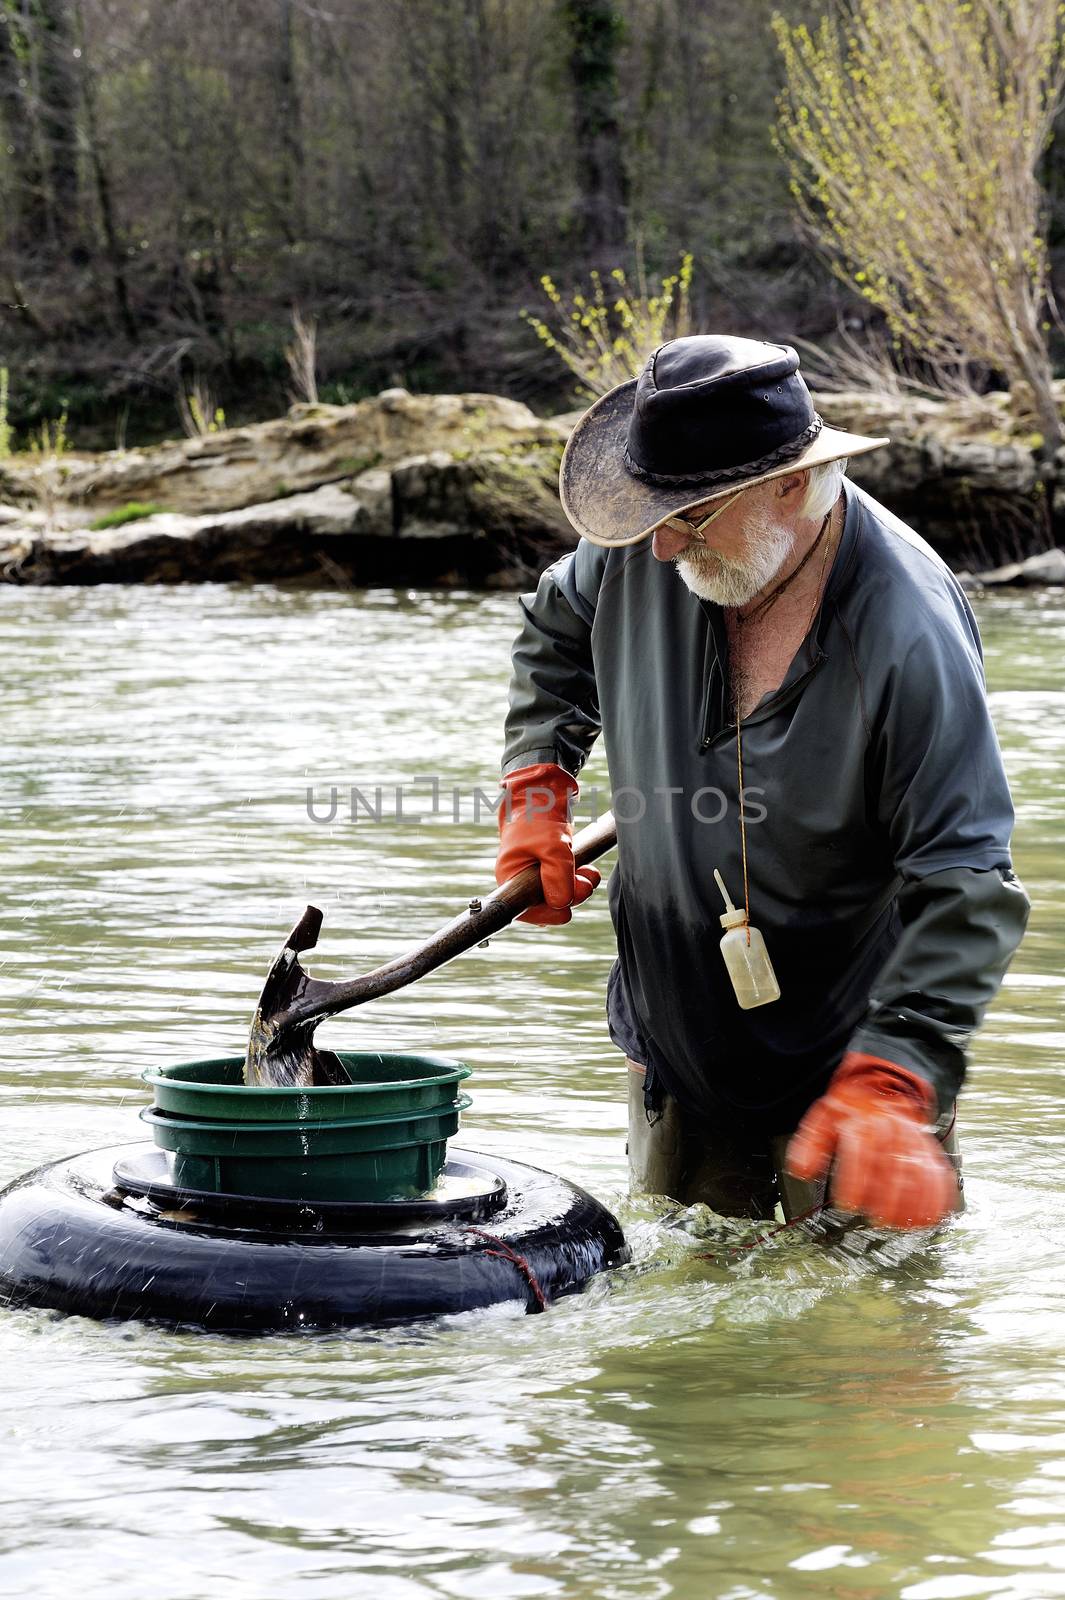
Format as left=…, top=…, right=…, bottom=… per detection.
left=2, top=384, right=1064, bottom=587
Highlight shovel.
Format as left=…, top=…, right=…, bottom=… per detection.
left=245, top=812, right=618, bottom=1086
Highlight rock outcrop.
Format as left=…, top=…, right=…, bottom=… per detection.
left=814, top=387, right=1051, bottom=568
left=0, top=420, right=570, bottom=587
left=2, top=382, right=1063, bottom=587
left=962, top=546, right=1065, bottom=589
left=0, top=388, right=570, bottom=516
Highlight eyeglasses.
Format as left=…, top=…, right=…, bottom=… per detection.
left=660, top=489, right=743, bottom=543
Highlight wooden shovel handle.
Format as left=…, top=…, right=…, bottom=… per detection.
left=279, top=812, right=618, bottom=1028
left=571, top=811, right=620, bottom=866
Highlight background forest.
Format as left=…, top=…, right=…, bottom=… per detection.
left=5, top=0, right=1065, bottom=450
left=0, top=0, right=996, bottom=446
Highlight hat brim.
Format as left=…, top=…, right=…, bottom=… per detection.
left=559, top=377, right=890, bottom=548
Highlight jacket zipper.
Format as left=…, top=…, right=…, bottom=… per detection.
left=699, top=654, right=722, bottom=750
left=700, top=655, right=827, bottom=752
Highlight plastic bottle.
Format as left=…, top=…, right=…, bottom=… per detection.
left=713, top=869, right=781, bottom=1010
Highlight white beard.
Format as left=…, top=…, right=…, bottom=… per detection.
left=675, top=509, right=795, bottom=607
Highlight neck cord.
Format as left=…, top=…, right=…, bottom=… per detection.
left=733, top=510, right=831, bottom=629
left=734, top=509, right=837, bottom=945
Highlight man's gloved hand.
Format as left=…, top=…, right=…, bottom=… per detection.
left=786, top=1051, right=958, bottom=1229
left=496, top=763, right=601, bottom=926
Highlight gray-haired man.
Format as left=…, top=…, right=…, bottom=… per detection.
left=495, top=335, right=1028, bottom=1228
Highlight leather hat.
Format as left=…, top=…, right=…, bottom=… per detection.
left=559, top=334, right=889, bottom=547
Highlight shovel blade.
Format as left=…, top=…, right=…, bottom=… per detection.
left=245, top=906, right=327, bottom=1087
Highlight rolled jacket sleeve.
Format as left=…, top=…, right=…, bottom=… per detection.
left=501, top=541, right=608, bottom=779
left=849, top=606, right=1030, bottom=1112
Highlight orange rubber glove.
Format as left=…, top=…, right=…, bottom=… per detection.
left=786, top=1051, right=958, bottom=1229
left=496, top=763, right=601, bottom=926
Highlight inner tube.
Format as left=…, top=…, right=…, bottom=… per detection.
left=0, top=1144, right=629, bottom=1332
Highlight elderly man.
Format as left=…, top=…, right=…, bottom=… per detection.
left=495, top=335, right=1028, bottom=1229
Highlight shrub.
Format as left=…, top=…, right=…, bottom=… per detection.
left=774, top=0, right=1065, bottom=455
left=178, top=378, right=226, bottom=438
left=523, top=250, right=694, bottom=398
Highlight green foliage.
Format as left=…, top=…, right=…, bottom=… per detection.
left=88, top=501, right=165, bottom=530
left=523, top=250, right=694, bottom=397
left=28, top=411, right=69, bottom=463
left=178, top=379, right=226, bottom=439
left=773, top=0, right=1065, bottom=443
left=189, top=394, right=226, bottom=435
left=334, top=452, right=383, bottom=478
left=6, top=373, right=113, bottom=445
left=318, top=381, right=370, bottom=407
left=25, top=410, right=71, bottom=532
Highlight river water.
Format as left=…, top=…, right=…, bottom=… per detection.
left=0, top=581, right=1062, bottom=1600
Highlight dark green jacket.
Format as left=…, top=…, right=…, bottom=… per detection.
left=502, top=481, right=1029, bottom=1129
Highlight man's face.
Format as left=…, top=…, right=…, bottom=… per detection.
left=650, top=483, right=795, bottom=607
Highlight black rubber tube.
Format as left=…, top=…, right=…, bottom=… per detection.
left=0, top=1144, right=629, bottom=1332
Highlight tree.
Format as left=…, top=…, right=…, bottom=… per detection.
left=35, top=0, right=80, bottom=250
left=74, top=1, right=137, bottom=339
left=774, top=0, right=1065, bottom=458
left=274, top=0, right=305, bottom=240
left=561, top=0, right=628, bottom=255
left=0, top=2, right=48, bottom=249
left=0, top=0, right=828, bottom=437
